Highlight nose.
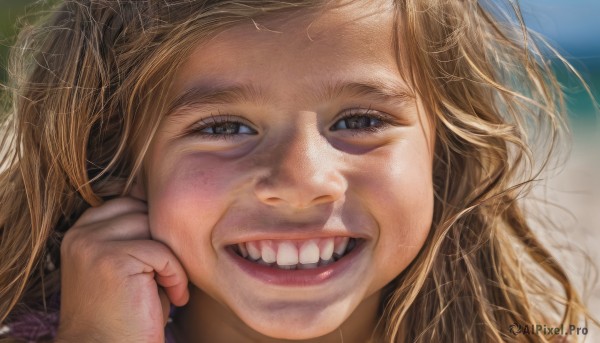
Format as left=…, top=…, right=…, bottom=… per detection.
left=253, top=121, right=347, bottom=209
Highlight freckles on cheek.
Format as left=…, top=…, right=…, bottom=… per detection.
left=149, top=155, right=235, bottom=251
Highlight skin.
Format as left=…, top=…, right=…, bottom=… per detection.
left=57, top=1, right=435, bottom=342
left=144, top=1, right=435, bottom=342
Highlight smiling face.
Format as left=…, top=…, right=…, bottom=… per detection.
left=143, top=1, right=435, bottom=341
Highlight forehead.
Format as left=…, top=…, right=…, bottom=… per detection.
left=173, top=0, right=400, bottom=97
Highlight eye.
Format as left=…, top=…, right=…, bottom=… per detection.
left=188, top=115, right=257, bottom=140
left=330, top=109, right=391, bottom=134
left=199, top=122, right=254, bottom=135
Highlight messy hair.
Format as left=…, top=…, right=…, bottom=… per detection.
left=0, top=0, right=595, bottom=342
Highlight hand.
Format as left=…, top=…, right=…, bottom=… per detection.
left=55, top=196, right=189, bottom=343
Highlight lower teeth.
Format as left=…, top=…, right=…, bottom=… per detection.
left=243, top=255, right=340, bottom=270
left=278, top=264, right=296, bottom=270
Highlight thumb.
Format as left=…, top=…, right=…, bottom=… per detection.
left=159, top=287, right=171, bottom=326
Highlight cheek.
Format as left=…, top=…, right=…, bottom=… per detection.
left=352, top=140, right=434, bottom=284
left=146, top=154, right=245, bottom=272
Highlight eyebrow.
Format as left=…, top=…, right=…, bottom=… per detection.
left=316, top=79, right=415, bottom=106
left=166, top=79, right=415, bottom=117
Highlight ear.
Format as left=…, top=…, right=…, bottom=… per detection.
left=128, top=173, right=147, bottom=202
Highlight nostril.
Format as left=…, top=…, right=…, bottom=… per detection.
left=253, top=171, right=346, bottom=209
left=264, top=197, right=283, bottom=206
left=264, top=195, right=335, bottom=210
left=312, top=194, right=337, bottom=206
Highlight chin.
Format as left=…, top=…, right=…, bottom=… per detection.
left=247, top=319, right=340, bottom=340
left=234, top=302, right=349, bottom=340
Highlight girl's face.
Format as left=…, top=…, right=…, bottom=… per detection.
left=144, top=1, right=434, bottom=340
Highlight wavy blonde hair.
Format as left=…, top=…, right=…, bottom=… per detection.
left=0, top=0, right=596, bottom=342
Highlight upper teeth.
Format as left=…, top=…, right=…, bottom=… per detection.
left=236, top=237, right=353, bottom=269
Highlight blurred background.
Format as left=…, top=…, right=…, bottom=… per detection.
left=1, top=0, right=599, bottom=338
left=516, top=1, right=600, bottom=339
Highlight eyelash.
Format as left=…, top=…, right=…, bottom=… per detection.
left=188, top=114, right=254, bottom=141
left=331, top=109, right=391, bottom=135
left=187, top=109, right=395, bottom=141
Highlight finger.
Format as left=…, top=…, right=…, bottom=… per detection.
left=158, top=288, right=171, bottom=326
left=76, top=197, right=147, bottom=226
left=83, top=212, right=152, bottom=241
left=113, top=241, right=189, bottom=307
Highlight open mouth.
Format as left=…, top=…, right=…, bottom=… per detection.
left=228, top=237, right=363, bottom=270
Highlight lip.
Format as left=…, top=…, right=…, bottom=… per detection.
left=221, top=230, right=369, bottom=246
left=225, top=238, right=367, bottom=287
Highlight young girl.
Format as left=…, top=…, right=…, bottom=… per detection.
left=0, top=0, right=596, bottom=342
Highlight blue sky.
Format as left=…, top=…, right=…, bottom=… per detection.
left=517, top=0, right=600, bottom=60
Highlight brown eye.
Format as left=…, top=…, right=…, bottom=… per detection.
left=332, top=115, right=384, bottom=131
left=189, top=115, right=257, bottom=141
left=201, top=122, right=253, bottom=135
